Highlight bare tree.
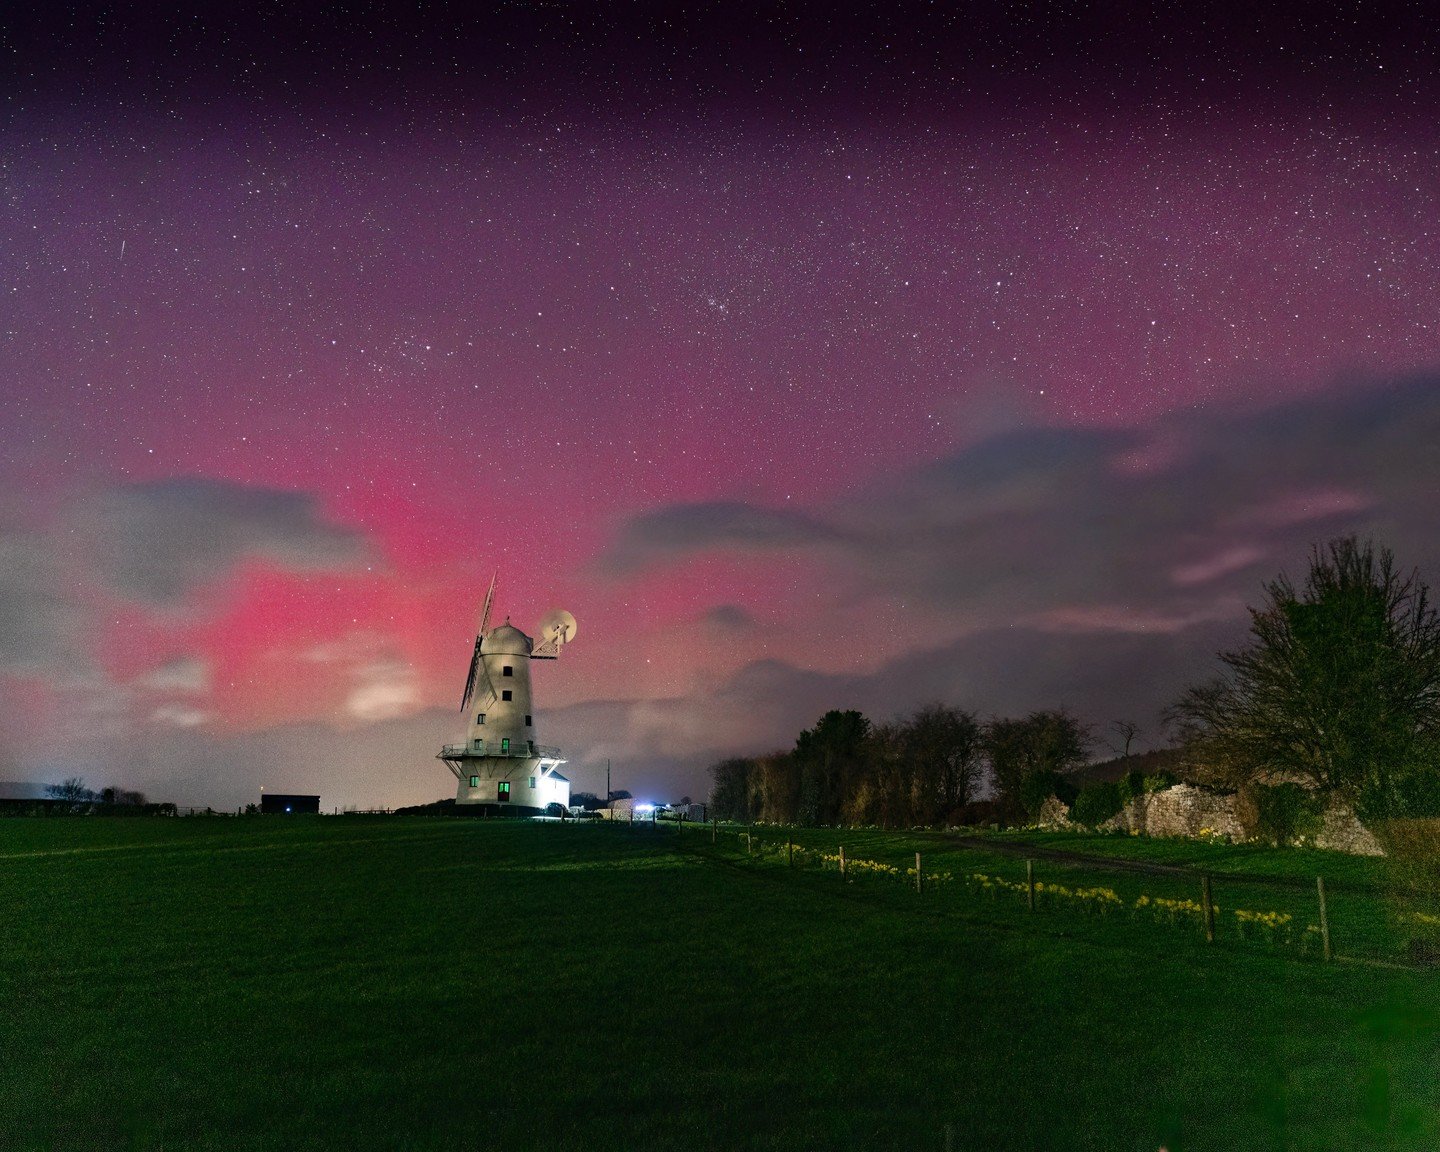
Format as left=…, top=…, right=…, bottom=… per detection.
left=46, top=777, right=93, bottom=803
left=1109, top=720, right=1141, bottom=760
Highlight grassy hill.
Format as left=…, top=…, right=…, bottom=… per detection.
left=3, top=816, right=1437, bottom=1150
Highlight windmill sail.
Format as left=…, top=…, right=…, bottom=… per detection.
left=459, top=637, right=483, bottom=711
left=479, top=571, right=497, bottom=637
left=460, top=573, right=502, bottom=711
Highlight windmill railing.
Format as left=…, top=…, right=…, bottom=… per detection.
left=438, top=742, right=562, bottom=760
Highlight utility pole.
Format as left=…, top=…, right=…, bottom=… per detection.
left=606, top=759, right=611, bottom=804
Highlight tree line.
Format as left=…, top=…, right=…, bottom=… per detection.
left=709, top=536, right=1440, bottom=832
left=709, top=704, right=1094, bottom=828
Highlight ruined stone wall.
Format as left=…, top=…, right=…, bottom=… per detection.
left=1039, top=785, right=1384, bottom=855
left=1313, top=804, right=1385, bottom=856
left=1036, top=795, right=1075, bottom=830
left=1102, top=784, right=1246, bottom=840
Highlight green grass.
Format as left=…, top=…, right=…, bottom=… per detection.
left=3, top=816, right=1440, bottom=1150
left=722, top=822, right=1436, bottom=963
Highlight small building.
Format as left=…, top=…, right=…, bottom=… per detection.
left=260, top=793, right=320, bottom=815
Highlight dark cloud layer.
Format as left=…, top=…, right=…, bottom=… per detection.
left=0, top=533, right=75, bottom=672
left=604, top=501, right=840, bottom=575
left=604, top=375, right=1440, bottom=629
left=77, top=478, right=370, bottom=604
left=0, top=479, right=371, bottom=674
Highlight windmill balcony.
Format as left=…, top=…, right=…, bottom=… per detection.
left=439, top=741, right=560, bottom=760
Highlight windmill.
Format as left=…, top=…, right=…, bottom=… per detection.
left=438, top=574, right=580, bottom=812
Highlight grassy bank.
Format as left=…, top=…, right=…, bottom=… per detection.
left=3, top=816, right=1437, bottom=1150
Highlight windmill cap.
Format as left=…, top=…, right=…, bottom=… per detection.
left=482, top=620, right=533, bottom=656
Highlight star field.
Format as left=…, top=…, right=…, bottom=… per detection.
left=3, top=4, right=1440, bottom=806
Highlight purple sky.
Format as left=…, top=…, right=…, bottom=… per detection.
left=4, top=5, right=1440, bottom=808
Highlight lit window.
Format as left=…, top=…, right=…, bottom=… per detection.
left=469, top=775, right=479, bottom=788
left=498, top=781, right=510, bottom=802
left=502, top=690, right=512, bottom=701
left=502, top=665, right=513, bottom=677
left=476, top=713, right=485, bottom=725
left=501, top=738, right=510, bottom=753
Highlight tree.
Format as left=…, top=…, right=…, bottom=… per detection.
left=898, top=703, right=984, bottom=823
left=708, top=759, right=752, bottom=822
left=1169, top=537, right=1440, bottom=817
left=1109, top=720, right=1141, bottom=760
left=984, top=710, right=1092, bottom=821
left=794, top=710, right=870, bottom=825
left=46, top=777, right=93, bottom=803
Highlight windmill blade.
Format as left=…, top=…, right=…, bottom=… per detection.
left=459, top=637, right=484, bottom=711
left=478, top=571, right=498, bottom=637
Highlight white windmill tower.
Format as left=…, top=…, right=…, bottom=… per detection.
left=437, top=573, right=579, bottom=812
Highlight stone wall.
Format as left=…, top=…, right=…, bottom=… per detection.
left=1102, top=784, right=1246, bottom=841
left=1313, top=804, right=1385, bottom=856
left=1036, top=795, right=1075, bottom=830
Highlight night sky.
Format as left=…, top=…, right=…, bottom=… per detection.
left=5, top=4, right=1440, bottom=808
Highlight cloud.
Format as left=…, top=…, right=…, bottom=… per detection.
left=345, top=659, right=421, bottom=723
left=601, top=374, right=1440, bottom=634
left=700, top=604, right=758, bottom=632
left=150, top=703, right=214, bottom=728
left=75, top=477, right=371, bottom=604
left=135, top=656, right=211, bottom=694
left=0, top=533, right=78, bottom=672
left=0, top=479, right=380, bottom=758
left=603, top=500, right=840, bottom=574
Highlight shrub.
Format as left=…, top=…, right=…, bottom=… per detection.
left=1142, top=770, right=1177, bottom=793
left=1116, top=769, right=1146, bottom=807
left=1246, top=782, right=1324, bottom=846
left=1019, top=769, right=1076, bottom=819
left=1071, top=781, right=1124, bottom=827
left=946, top=799, right=1006, bottom=828
left=1358, top=762, right=1440, bottom=822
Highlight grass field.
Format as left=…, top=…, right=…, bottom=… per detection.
left=4, top=816, right=1440, bottom=1150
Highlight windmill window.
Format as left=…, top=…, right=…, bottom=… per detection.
left=476, top=714, right=485, bottom=725
left=502, top=690, right=512, bottom=701
left=525, top=715, right=532, bottom=726
left=528, top=776, right=536, bottom=789
left=501, top=738, right=511, bottom=753
left=469, top=775, right=479, bottom=788
left=502, top=665, right=513, bottom=677
left=497, top=781, right=510, bottom=802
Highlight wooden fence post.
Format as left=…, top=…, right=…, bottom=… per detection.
left=711, top=818, right=716, bottom=844
left=915, top=852, right=923, bottom=893
left=1202, top=875, right=1215, bottom=943
left=1317, top=875, right=1333, bottom=962
left=839, top=845, right=847, bottom=880
left=1026, top=859, right=1035, bottom=911
left=745, top=831, right=752, bottom=855
left=787, top=839, right=793, bottom=866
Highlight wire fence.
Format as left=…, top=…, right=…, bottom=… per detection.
left=640, top=818, right=1440, bottom=970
